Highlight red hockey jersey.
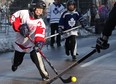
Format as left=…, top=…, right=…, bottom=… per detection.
left=10, top=10, right=46, bottom=52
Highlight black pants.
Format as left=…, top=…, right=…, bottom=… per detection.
left=12, top=50, right=49, bottom=78
left=50, top=23, right=61, bottom=46
left=65, top=35, right=77, bottom=56
left=95, top=19, right=105, bottom=34
left=90, top=15, right=96, bottom=26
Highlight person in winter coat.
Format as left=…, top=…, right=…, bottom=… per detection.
left=90, top=3, right=98, bottom=26
left=96, top=2, right=116, bottom=52
left=10, top=0, right=49, bottom=81
left=47, top=0, right=65, bottom=48
left=58, top=0, right=87, bottom=61
left=98, top=4, right=109, bottom=22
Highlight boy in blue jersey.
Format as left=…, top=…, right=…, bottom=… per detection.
left=58, top=0, right=87, bottom=61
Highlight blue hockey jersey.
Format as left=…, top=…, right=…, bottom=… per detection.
left=59, top=10, right=84, bottom=30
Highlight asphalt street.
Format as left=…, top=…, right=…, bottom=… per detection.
left=0, top=33, right=116, bottom=84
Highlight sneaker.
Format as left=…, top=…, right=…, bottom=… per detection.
left=12, top=65, right=18, bottom=72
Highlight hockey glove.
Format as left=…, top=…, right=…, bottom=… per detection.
left=96, top=36, right=110, bottom=53
left=34, top=41, right=44, bottom=51
left=19, top=24, right=30, bottom=37
left=58, top=27, right=64, bottom=35
left=81, top=22, right=87, bottom=28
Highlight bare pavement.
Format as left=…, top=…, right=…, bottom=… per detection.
left=0, top=31, right=116, bottom=84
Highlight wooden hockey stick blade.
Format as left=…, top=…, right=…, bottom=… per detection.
left=47, top=49, right=97, bottom=84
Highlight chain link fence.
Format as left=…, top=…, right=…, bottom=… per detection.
left=0, top=2, right=12, bottom=35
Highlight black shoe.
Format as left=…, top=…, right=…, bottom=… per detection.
left=50, top=44, right=54, bottom=48
left=57, top=43, right=61, bottom=47
left=76, top=53, right=79, bottom=55
left=65, top=50, right=70, bottom=56
left=12, top=65, right=18, bottom=72
left=72, top=55, right=77, bottom=61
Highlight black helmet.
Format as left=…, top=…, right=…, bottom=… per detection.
left=66, top=0, right=76, bottom=11
left=30, top=0, right=46, bottom=10
left=67, top=0, right=76, bottom=7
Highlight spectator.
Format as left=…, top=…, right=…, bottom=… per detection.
left=98, top=4, right=109, bottom=22
left=47, top=0, right=65, bottom=48
left=90, top=4, right=98, bottom=26
left=95, top=4, right=109, bottom=34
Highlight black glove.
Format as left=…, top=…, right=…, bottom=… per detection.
left=58, top=27, right=64, bottom=35
left=96, top=36, right=110, bottom=53
left=19, top=24, right=30, bottom=37
left=34, top=41, right=44, bottom=51
left=81, top=21, right=87, bottom=28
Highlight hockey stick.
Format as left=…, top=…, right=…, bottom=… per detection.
left=27, top=36, right=74, bottom=83
left=45, top=25, right=81, bottom=39
left=47, top=48, right=97, bottom=84
left=24, top=25, right=81, bottom=46
left=38, top=49, right=74, bottom=83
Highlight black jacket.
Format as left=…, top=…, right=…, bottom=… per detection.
left=102, top=2, right=116, bottom=36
